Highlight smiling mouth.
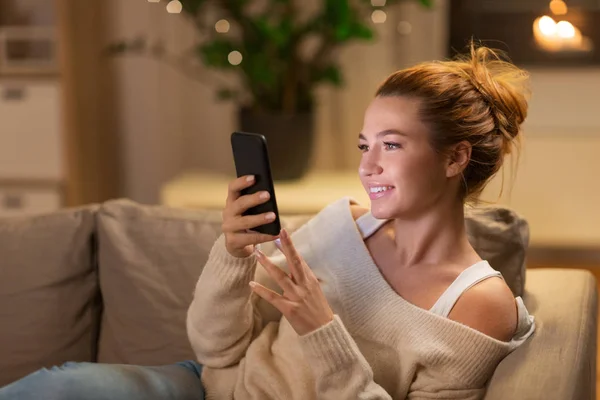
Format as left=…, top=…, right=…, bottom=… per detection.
left=367, top=185, right=395, bottom=200
left=369, top=185, right=395, bottom=194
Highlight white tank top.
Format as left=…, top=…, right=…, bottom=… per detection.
left=355, top=211, right=504, bottom=318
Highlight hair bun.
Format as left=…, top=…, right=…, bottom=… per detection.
left=462, top=44, right=530, bottom=149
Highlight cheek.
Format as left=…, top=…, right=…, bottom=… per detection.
left=396, top=151, right=446, bottom=191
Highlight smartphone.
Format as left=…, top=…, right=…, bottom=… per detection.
left=230, top=131, right=281, bottom=236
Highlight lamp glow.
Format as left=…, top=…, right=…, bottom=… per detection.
left=538, top=15, right=557, bottom=36
left=556, top=20, right=576, bottom=39
left=549, top=0, right=568, bottom=15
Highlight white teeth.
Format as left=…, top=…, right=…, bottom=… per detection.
left=370, top=186, right=393, bottom=193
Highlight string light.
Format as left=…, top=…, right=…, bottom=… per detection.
left=166, top=0, right=182, bottom=13
left=371, top=10, right=387, bottom=24
left=215, top=19, right=231, bottom=33
left=397, top=21, right=412, bottom=35
left=228, top=51, right=243, bottom=65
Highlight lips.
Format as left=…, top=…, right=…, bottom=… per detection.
left=367, top=184, right=395, bottom=200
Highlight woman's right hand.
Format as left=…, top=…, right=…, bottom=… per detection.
left=222, top=175, right=280, bottom=258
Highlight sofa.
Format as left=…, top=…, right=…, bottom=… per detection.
left=0, top=199, right=597, bottom=399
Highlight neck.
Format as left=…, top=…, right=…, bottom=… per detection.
left=391, top=196, right=475, bottom=268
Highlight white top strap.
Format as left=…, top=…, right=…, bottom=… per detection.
left=429, top=261, right=503, bottom=317
left=351, top=206, right=534, bottom=343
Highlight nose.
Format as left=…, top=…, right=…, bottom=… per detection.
left=358, top=150, right=383, bottom=177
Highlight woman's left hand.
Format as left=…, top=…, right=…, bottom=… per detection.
left=250, top=228, right=334, bottom=336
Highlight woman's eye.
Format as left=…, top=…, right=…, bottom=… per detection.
left=384, top=142, right=401, bottom=150
left=357, top=144, right=369, bottom=152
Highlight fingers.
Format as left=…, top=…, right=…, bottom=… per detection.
left=230, top=191, right=271, bottom=218
left=278, top=229, right=307, bottom=284
left=225, top=231, right=279, bottom=250
left=226, top=175, right=256, bottom=206
left=254, top=248, right=299, bottom=296
left=222, top=212, right=276, bottom=233
left=249, top=281, right=292, bottom=314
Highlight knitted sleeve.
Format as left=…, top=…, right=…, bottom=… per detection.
left=186, top=234, right=269, bottom=368
left=299, top=315, right=393, bottom=400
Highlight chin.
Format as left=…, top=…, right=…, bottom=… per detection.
left=369, top=201, right=404, bottom=220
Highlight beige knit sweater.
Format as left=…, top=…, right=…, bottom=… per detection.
left=186, top=197, right=535, bottom=400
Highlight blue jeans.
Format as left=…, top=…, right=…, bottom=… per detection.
left=0, top=361, right=204, bottom=400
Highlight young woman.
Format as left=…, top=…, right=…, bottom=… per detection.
left=0, top=43, right=535, bottom=400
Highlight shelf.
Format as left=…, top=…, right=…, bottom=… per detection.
left=0, top=26, right=58, bottom=75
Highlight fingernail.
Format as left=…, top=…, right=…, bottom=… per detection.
left=249, top=281, right=256, bottom=288
left=246, top=175, right=255, bottom=182
left=253, top=247, right=263, bottom=258
left=265, top=212, right=276, bottom=221
left=274, top=238, right=281, bottom=248
left=260, top=191, right=270, bottom=200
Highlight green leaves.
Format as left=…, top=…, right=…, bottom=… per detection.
left=312, top=65, right=343, bottom=86
left=147, top=0, right=432, bottom=113
left=180, top=0, right=208, bottom=15
left=197, top=39, right=237, bottom=69
left=321, top=0, right=374, bottom=43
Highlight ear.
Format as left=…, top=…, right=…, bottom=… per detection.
left=446, top=141, right=471, bottom=178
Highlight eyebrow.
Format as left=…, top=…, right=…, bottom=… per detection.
left=358, top=129, right=409, bottom=140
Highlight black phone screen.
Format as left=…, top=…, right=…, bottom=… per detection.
left=230, top=131, right=281, bottom=236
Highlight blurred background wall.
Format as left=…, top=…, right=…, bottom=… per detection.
left=103, top=0, right=600, bottom=249
left=1, top=0, right=599, bottom=254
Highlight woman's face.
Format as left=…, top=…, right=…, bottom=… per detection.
left=358, top=95, right=451, bottom=220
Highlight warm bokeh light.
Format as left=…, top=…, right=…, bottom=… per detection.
left=147, top=0, right=160, bottom=3
left=538, top=15, right=557, bottom=36
left=549, top=0, right=568, bottom=16
left=397, top=21, right=412, bottom=36
left=556, top=20, right=576, bottom=38
left=533, top=14, right=591, bottom=52
left=166, top=0, right=182, bottom=14
left=371, top=10, right=387, bottom=24
left=228, top=51, right=243, bottom=65
left=215, top=19, right=230, bottom=33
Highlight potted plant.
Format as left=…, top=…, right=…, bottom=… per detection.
left=110, top=0, right=432, bottom=180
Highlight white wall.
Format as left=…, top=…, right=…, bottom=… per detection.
left=481, top=69, right=600, bottom=247
left=105, top=0, right=236, bottom=204
left=105, top=0, right=406, bottom=203
left=390, top=1, right=600, bottom=247
left=106, top=0, right=600, bottom=248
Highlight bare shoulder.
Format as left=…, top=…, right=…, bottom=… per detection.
left=448, top=277, right=517, bottom=342
left=350, top=204, right=369, bottom=221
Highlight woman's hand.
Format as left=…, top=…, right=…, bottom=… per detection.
left=250, top=228, right=334, bottom=336
left=222, top=175, right=280, bottom=258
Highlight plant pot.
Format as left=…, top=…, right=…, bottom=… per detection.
left=239, top=109, right=314, bottom=181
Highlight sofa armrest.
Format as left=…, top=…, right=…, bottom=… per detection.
left=485, top=268, right=598, bottom=400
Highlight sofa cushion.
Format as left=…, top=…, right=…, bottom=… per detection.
left=96, top=198, right=527, bottom=366
left=465, top=205, right=529, bottom=297
left=0, top=206, right=99, bottom=386
left=95, top=199, right=310, bottom=365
